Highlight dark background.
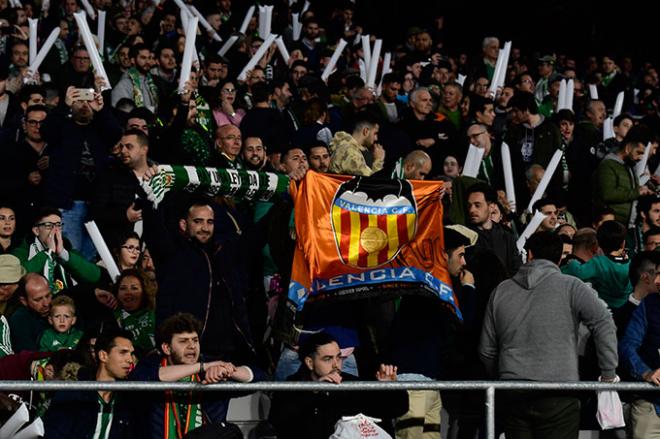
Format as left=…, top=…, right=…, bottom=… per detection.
left=306, top=0, right=657, bottom=64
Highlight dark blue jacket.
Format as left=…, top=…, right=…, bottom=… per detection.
left=619, top=293, right=660, bottom=414
left=41, top=104, right=122, bottom=209
left=43, top=390, right=135, bottom=438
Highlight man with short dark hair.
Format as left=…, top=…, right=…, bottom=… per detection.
left=142, top=195, right=255, bottom=363
left=632, top=195, right=660, bottom=253
left=614, top=251, right=660, bottom=338
left=480, top=231, right=618, bottom=438
left=329, top=116, right=385, bottom=176
left=620, top=253, right=660, bottom=436
left=563, top=221, right=632, bottom=309
left=130, top=313, right=255, bottom=438
left=466, top=183, right=521, bottom=276
left=92, top=129, right=151, bottom=239
left=242, top=136, right=267, bottom=171
left=377, top=73, right=405, bottom=123
left=306, top=144, right=330, bottom=173
left=532, top=198, right=559, bottom=232
left=44, top=329, right=136, bottom=437
left=112, top=43, right=161, bottom=113
left=505, top=91, right=562, bottom=171
left=593, top=126, right=654, bottom=226
left=643, top=227, right=660, bottom=251
left=269, top=332, right=408, bottom=439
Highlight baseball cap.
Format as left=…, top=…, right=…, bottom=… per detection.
left=0, top=255, right=25, bottom=284
left=538, top=55, right=556, bottom=65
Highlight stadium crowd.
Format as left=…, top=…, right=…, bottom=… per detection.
left=1, top=0, right=660, bottom=438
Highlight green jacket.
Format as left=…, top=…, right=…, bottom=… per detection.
left=39, top=327, right=83, bottom=352
left=592, top=153, right=639, bottom=225
left=561, top=255, right=632, bottom=309
left=12, top=238, right=101, bottom=293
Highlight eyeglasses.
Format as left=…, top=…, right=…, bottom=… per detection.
left=222, top=88, right=236, bottom=93
left=26, top=119, right=44, bottom=126
left=36, top=222, right=63, bottom=229
left=121, top=245, right=141, bottom=253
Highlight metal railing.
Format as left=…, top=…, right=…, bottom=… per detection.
left=2, top=380, right=659, bottom=438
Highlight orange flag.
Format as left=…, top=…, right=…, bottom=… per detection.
left=287, top=171, right=461, bottom=319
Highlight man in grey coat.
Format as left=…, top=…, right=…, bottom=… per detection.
left=479, top=231, right=618, bottom=438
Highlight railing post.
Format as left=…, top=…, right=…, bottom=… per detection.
left=486, top=385, right=495, bottom=439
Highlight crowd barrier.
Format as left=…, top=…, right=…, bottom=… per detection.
left=2, top=380, right=660, bottom=438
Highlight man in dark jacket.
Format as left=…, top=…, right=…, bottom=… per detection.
left=141, top=193, right=255, bottom=364
left=91, top=129, right=151, bottom=240
left=466, top=183, right=522, bottom=276
left=269, top=332, right=408, bottom=439
left=41, top=86, right=122, bottom=261
left=130, top=313, right=258, bottom=438
left=43, top=329, right=136, bottom=438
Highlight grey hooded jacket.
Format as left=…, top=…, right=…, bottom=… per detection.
left=479, top=259, right=618, bottom=381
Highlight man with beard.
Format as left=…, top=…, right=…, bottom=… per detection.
left=307, top=144, right=331, bottom=173
left=593, top=126, right=654, bottom=226
left=112, top=43, right=161, bottom=114
left=242, top=136, right=267, bottom=171
left=130, top=313, right=254, bottom=438
left=377, top=73, right=406, bottom=123
left=142, top=194, right=256, bottom=365
left=91, top=129, right=151, bottom=239
left=269, top=332, right=408, bottom=439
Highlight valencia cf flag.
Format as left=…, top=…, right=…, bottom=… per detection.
left=286, top=171, right=460, bottom=320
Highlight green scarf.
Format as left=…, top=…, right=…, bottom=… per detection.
left=127, top=67, right=159, bottom=109
left=162, top=358, right=203, bottom=438
left=141, top=165, right=290, bottom=208
left=115, top=308, right=155, bottom=353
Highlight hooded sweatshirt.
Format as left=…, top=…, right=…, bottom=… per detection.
left=479, top=259, right=618, bottom=381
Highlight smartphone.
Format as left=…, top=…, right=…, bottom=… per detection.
left=77, top=88, right=95, bottom=101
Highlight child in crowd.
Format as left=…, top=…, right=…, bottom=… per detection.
left=39, top=296, right=83, bottom=352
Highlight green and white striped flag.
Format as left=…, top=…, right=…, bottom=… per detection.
left=141, top=165, right=291, bottom=208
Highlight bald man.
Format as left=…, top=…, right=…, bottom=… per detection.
left=402, top=150, right=432, bottom=180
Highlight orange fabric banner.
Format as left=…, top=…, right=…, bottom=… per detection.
left=288, top=171, right=461, bottom=319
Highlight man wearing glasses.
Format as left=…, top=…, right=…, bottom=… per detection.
left=213, top=124, right=244, bottom=170
left=12, top=207, right=100, bottom=295
left=3, top=105, right=50, bottom=226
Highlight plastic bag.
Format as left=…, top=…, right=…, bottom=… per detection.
left=330, top=413, right=393, bottom=439
left=596, top=375, right=625, bottom=430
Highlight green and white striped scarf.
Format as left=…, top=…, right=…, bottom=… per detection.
left=141, top=165, right=291, bottom=208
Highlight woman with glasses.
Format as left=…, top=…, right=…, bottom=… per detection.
left=94, top=232, right=156, bottom=314
left=211, top=79, right=245, bottom=128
